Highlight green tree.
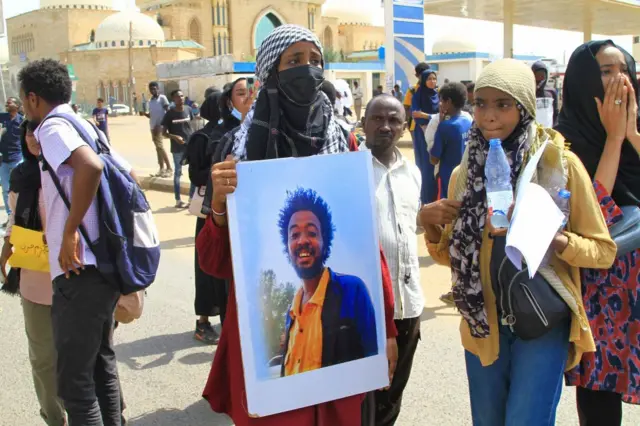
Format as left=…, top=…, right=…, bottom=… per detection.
left=260, top=269, right=296, bottom=361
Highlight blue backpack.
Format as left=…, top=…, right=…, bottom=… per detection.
left=41, top=113, right=160, bottom=295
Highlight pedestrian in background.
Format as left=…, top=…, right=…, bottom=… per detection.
left=145, top=81, right=172, bottom=178
left=363, top=94, right=425, bottom=426
left=0, top=96, right=24, bottom=222
left=92, top=98, right=109, bottom=140
left=0, top=120, right=66, bottom=426
left=430, top=82, right=472, bottom=199
left=393, top=84, right=403, bottom=104
left=557, top=40, right=640, bottom=426
left=187, top=90, right=225, bottom=344
left=411, top=69, right=439, bottom=204
left=422, top=58, right=616, bottom=426
left=161, top=89, right=194, bottom=209
left=353, top=80, right=364, bottom=123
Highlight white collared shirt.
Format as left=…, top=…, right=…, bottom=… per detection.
left=369, top=146, right=425, bottom=319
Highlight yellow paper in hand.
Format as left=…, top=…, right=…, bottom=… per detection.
left=9, top=225, right=50, bottom=273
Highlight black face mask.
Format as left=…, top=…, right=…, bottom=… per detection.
left=277, top=65, right=324, bottom=106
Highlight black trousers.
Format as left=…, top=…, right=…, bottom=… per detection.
left=373, top=317, right=421, bottom=426
left=576, top=387, right=623, bottom=426
left=52, top=267, right=122, bottom=426
left=195, top=217, right=228, bottom=323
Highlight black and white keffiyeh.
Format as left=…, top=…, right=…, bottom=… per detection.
left=449, top=106, right=533, bottom=338
left=230, top=24, right=349, bottom=161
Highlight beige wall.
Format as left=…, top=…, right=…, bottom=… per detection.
left=7, top=8, right=113, bottom=65
left=62, top=47, right=190, bottom=106
left=139, top=2, right=214, bottom=56
left=228, top=0, right=324, bottom=60
left=338, top=24, right=384, bottom=55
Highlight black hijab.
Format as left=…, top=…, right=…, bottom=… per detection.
left=9, top=120, right=42, bottom=231
left=555, top=40, right=640, bottom=206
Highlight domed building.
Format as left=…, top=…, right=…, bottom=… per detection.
left=6, top=0, right=388, bottom=106
left=426, top=34, right=542, bottom=84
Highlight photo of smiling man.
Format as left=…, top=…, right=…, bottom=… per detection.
left=278, top=187, right=378, bottom=377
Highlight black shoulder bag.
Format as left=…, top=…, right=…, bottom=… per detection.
left=490, top=236, right=570, bottom=340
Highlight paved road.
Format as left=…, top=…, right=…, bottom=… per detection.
left=1, top=116, right=639, bottom=425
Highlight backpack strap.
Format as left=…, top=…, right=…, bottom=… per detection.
left=38, top=113, right=103, bottom=252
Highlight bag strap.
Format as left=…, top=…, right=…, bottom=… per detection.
left=38, top=113, right=102, bottom=252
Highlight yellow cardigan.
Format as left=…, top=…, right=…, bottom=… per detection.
left=427, top=137, right=617, bottom=371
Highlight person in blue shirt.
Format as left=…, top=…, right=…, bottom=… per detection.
left=430, top=82, right=472, bottom=199
left=0, top=97, right=24, bottom=221
left=278, top=187, right=378, bottom=376
left=92, top=98, right=110, bottom=140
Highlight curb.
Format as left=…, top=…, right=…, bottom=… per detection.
left=140, top=176, right=192, bottom=196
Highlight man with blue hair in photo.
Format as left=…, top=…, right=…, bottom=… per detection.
left=278, top=187, right=378, bottom=377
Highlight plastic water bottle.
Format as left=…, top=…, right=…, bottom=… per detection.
left=542, top=189, right=572, bottom=266
left=556, top=189, right=571, bottom=229
left=485, top=139, right=513, bottom=229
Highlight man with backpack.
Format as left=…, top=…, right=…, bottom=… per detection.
left=18, top=58, right=153, bottom=426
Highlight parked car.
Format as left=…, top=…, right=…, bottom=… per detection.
left=108, top=104, right=131, bottom=115
left=268, top=355, right=283, bottom=379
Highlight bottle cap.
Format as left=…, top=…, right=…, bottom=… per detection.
left=489, top=138, right=501, bottom=147
left=558, top=189, right=571, bottom=199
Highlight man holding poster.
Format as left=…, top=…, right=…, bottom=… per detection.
left=279, top=187, right=378, bottom=377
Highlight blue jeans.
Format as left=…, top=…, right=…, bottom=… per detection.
left=464, top=322, right=570, bottom=426
left=172, top=152, right=185, bottom=202
left=1, top=159, right=21, bottom=215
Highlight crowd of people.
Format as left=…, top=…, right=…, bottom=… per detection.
left=1, top=21, right=639, bottom=426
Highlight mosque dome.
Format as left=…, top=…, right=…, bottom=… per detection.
left=40, top=0, right=112, bottom=10
left=95, top=10, right=165, bottom=49
left=432, top=35, right=478, bottom=54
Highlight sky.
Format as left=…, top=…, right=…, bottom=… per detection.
left=1, top=0, right=634, bottom=62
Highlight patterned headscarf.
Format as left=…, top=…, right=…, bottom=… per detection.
left=449, top=59, right=537, bottom=338
left=255, top=24, right=323, bottom=84
left=231, top=24, right=349, bottom=161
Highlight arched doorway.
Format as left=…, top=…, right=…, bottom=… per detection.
left=254, top=12, right=282, bottom=49
left=189, top=18, right=201, bottom=44
left=324, top=27, right=333, bottom=51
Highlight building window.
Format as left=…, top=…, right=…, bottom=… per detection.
left=217, top=33, right=222, bottom=56
left=189, top=18, right=201, bottom=43
left=111, top=41, right=116, bottom=47
left=254, top=12, right=282, bottom=49
left=635, top=36, right=640, bottom=44
left=224, top=33, right=228, bottom=54
left=120, top=40, right=125, bottom=46
left=138, top=40, right=143, bottom=46
left=216, top=2, right=221, bottom=25
left=148, top=40, right=152, bottom=46
left=223, top=2, right=227, bottom=25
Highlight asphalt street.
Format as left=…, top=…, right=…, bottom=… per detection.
left=1, top=116, right=638, bottom=425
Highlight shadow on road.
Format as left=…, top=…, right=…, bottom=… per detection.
left=160, top=236, right=195, bottom=250
left=419, top=256, right=435, bottom=269
left=128, top=399, right=233, bottom=426
left=420, top=305, right=459, bottom=322
left=116, top=331, right=216, bottom=370
left=153, top=206, right=186, bottom=215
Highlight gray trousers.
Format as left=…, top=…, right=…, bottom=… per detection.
left=22, top=297, right=66, bottom=426
left=52, top=267, right=122, bottom=426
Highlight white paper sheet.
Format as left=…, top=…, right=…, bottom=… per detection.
left=506, top=183, right=565, bottom=277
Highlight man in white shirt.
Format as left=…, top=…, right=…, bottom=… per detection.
left=352, top=81, right=364, bottom=123
left=19, top=59, right=125, bottom=426
left=363, top=94, right=425, bottom=426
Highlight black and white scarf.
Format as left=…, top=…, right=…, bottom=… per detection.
left=231, top=24, right=349, bottom=161
left=449, top=106, right=533, bottom=338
